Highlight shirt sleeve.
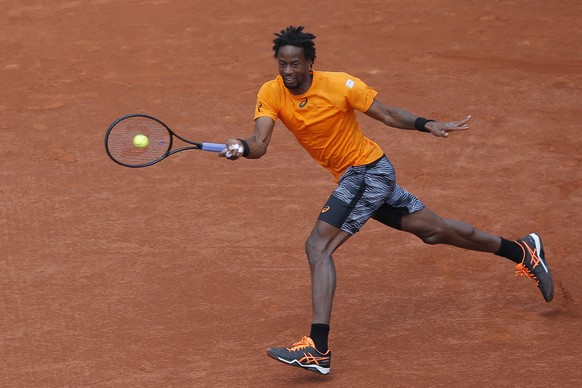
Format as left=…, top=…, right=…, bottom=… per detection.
left=254, top=80, right=280, bottom=121
left=344, top=75, right=378, bottom=112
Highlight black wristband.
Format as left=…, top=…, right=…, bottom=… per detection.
left=414, top=117, right=435, bottom=132
left=237, top=138, right=250, bottom=157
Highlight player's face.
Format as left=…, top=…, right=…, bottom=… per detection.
left=277, top=45, right=312, bottom=94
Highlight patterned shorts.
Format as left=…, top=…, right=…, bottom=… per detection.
left=318, top=155, right=425, bottom=234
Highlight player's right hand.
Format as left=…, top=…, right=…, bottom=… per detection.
left=219, top=139, right=244, bottom=160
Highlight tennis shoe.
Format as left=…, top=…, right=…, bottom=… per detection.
left=267, top=336, right=331, bottom=375
left=514, top=233, right=554, bottom=302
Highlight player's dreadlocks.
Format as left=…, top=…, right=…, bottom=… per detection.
left=272, top=26, right=317, bottom=63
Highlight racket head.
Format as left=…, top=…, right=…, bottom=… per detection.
left=105, top=114, right=175, bottom=168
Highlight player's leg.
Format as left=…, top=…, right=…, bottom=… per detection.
left=305, top=220, right=351, bottom=326
left=267, top=156, right=390, bottom=374
left=373, top=196, right=554, bottom=302
left=305, top=157, right=391, bottom=329
left=399, top=207, right=553, bottom=301
left=399, top=207, right=501, bottom=252
left=265, top=220, right=348, bottom=375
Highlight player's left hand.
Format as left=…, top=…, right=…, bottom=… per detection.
left=425, top=115, right=471, bottom=138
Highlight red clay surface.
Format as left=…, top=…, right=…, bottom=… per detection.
left=1, top=1, right=581, bottom=386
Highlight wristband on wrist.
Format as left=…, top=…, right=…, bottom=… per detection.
left=414, top=117, right=435, bottom=132
left=237, top=138, right=250, bottom=157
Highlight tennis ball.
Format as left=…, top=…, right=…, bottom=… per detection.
left=133, top=134, right=149, bottom=148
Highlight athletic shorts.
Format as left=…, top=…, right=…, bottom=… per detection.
left=318, top=155, right=425, bottom=234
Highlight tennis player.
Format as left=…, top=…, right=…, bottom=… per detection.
left=219, top=26, right=553, bottom=375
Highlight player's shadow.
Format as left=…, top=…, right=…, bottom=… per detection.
left=541, top=279, right=580, bottom=318
left=276, top=371, right=336, bottom=386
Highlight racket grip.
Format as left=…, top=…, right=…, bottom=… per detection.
left=201, top=143, right=226, bottom=152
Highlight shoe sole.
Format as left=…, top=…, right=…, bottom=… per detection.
left=266, top=350, right=331, bottom=375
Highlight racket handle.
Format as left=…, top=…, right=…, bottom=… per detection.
left=201, top=143, right=226, bottom=152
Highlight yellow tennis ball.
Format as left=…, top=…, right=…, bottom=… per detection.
left=133, top=134, right=149, bottom=148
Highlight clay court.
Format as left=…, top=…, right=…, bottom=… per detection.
left=1, top=0, right=581, bottom=386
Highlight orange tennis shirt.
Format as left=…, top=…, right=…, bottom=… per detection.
left=254, top=71, right=385, bottom=180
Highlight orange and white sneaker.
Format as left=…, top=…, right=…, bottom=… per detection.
left=515, top=233, right=554, bottom=302
left=266, top=336, right=331, bottom=375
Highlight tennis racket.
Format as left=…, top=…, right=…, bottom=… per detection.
left=105, top=113, right=227, bottom=168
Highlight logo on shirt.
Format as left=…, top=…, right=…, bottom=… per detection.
left=345, top=79, right=355, bottom=88
left=257, top=102, right=262, bottom=112
left=299, top=98, right=308, bottom=108
left=321, top=206, right=330, bottom=213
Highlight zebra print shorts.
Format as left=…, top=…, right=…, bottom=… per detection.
left=318, top=155, right=425, bottom=234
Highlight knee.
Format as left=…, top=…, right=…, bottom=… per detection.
left=417, top=222, right=449, bottom=245
left=416, top=219, right=476, bottom=245
left=418, top=230, right=443, bottom=245
left=305, top=235, right=328, bottom=267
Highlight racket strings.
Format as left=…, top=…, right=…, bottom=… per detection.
left=106, top=116, right=172, bottom=167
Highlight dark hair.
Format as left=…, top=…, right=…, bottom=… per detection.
left=272, top=25, right=316, bottom=63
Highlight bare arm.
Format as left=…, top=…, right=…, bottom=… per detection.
left=364, top=99, right=471, bottom=138
left=219, top=116, right=276, bottom=160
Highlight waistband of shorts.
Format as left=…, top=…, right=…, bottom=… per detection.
left=363, top=154, right=386, bottom=169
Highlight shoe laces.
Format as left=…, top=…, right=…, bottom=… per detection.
left=522, top=241, right=541, bottom=270
left=287, top=336, right=314, bottom=351
left=515, top=263, right=539, bottom=285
